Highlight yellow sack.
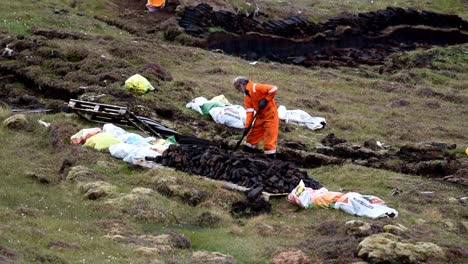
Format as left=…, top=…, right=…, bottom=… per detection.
left=210, top=94, right=231, bottom=105
left=84, top=133, right=121, bottom=151
left=124, top=74, right=155, bottom=94
left=466, top=147, right=468, bottom=156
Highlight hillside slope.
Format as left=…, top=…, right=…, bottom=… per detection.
left=0, top=0, right=467, bottom=263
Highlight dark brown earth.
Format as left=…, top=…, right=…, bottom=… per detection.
left=178, top=4, right=468, bottom=67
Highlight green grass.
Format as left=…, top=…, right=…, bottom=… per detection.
left=0, top=0, right=127, bottom=36
left=0, top=0, right=467, bottom=262
left=253, top=0, right=468, bottom=21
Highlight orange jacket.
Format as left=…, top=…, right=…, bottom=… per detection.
left=244, top=81, right=278, bottom=128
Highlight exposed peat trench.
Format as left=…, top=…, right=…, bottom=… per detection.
left=180, top=4, right=468, bottom=66
left=154, top=144, right=322, bottom=194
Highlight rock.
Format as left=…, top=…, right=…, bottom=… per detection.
left=153, top=232, right=191, bottom=249
left=357, top=233, right=446, bottom=263
left=255, top=222, right=276, bottom=237
left=67, top=166, right=105, bottom=182
left=444, top=221, right=456, bottom=231
left=112, top=232, right=191, bottom=256
left=272, top=250, right=311, bottom=264
left=383, top=224, right=409, bottom=236
left=415, top=218, right=427, bottom=225
left=135, top=245, right=172, bottom=256
left=131, top=187, right=154, bottom=196
left=3, top=114, right=29, bottom=130
left=78, top=181, right=117, bottom=200
left=461, top=221, right=468, bottom=232
left=447, top=197, right=458, bottom=203
left=197, top=212, right=221, bottom=228
left=191, top=251, right=236, bottom=264
left=345, top=220, right=372, bottom=237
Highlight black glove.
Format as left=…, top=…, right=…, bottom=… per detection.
left=243, top=128, right=249, bottom=136
left=258, top=98, right=268, bottom=110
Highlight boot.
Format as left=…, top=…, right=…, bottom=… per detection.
left=265, top=153, right=276, bottom=159
left=243, top=145, right=256, bottom=153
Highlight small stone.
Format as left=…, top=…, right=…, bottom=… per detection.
left=447, top=197, right=458, bottom=203
left=461, top=221, right=468, bottom=232
left=3, top=114, right=29, bottom=130
left=272, top=250, right=310, bottom=264
left=415, top=218, right=427, bottom=224
left=345, top=220, right=372, bottom=237
left=78, top=181, right=117, bottom=200
left=383, top=224, right=409, bottom=236
left=255, top=222, right=276, bottom=237
left=444, top=221, right=456, bottom=231
left=191, top=251, right=236, bottom=264
left=131, top=187, right=154, bottom=196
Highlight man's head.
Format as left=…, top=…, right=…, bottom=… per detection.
left=232, top=76, right=249, bottom=93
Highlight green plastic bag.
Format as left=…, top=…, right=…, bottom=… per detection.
left=124, top=74, right=155, bottom=94
left=200, top=94, right=231, bottom=115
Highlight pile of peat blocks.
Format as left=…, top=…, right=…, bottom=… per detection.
left=155, top=144, right=321, bottom=194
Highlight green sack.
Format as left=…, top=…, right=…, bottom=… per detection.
left=200, top=101, right=230, bottom=115
left=124, top=74, right=155, bottom=94
left=200, top=94, right=232, bottom=115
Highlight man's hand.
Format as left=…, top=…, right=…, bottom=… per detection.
left=258, top=98, right=268, bottom=110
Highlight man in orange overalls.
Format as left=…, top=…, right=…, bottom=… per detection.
left=232, top=76, right=279, bottom=158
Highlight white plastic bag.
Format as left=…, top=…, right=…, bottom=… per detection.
left=102, top=124, right=127, bottom=139
left=109, top=143, right=140, bottom=159
left=278, top=105, right=326, bottom=130
left=209, top=105, right=246, bottom=129
left=123, top=147, right=160, bottom=164
left=186, top=97, right=208, bottom=115
left=119, top=133, right=145, bottom=145
left=288, top=180, right=398, bottom=219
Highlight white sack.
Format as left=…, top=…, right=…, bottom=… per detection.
left=109, top=143, right=140, bottom=159
left=186, top=97, right=208, bottom=115
left=123, top=147, right=160, bottom=164
left=103, top=123, right=127, bottom=138
left=209, top=105, right=246, bottom=129
left=278, top=105, right=326, bottom=130
left=334, top=193, right=399, bottom=219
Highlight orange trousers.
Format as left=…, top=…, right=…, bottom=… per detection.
left=246, top=115, right=279, bottom=154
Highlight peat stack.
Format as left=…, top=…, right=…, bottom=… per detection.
left=155, top=144, right=321, bottom=193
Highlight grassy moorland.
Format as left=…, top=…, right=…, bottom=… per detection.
left=0, top=0, right=467, bottom=263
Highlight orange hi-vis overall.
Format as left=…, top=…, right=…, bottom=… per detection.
left=244, top=81, right=279, bottom=154
left=146, top=0, right=166, bottom=9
